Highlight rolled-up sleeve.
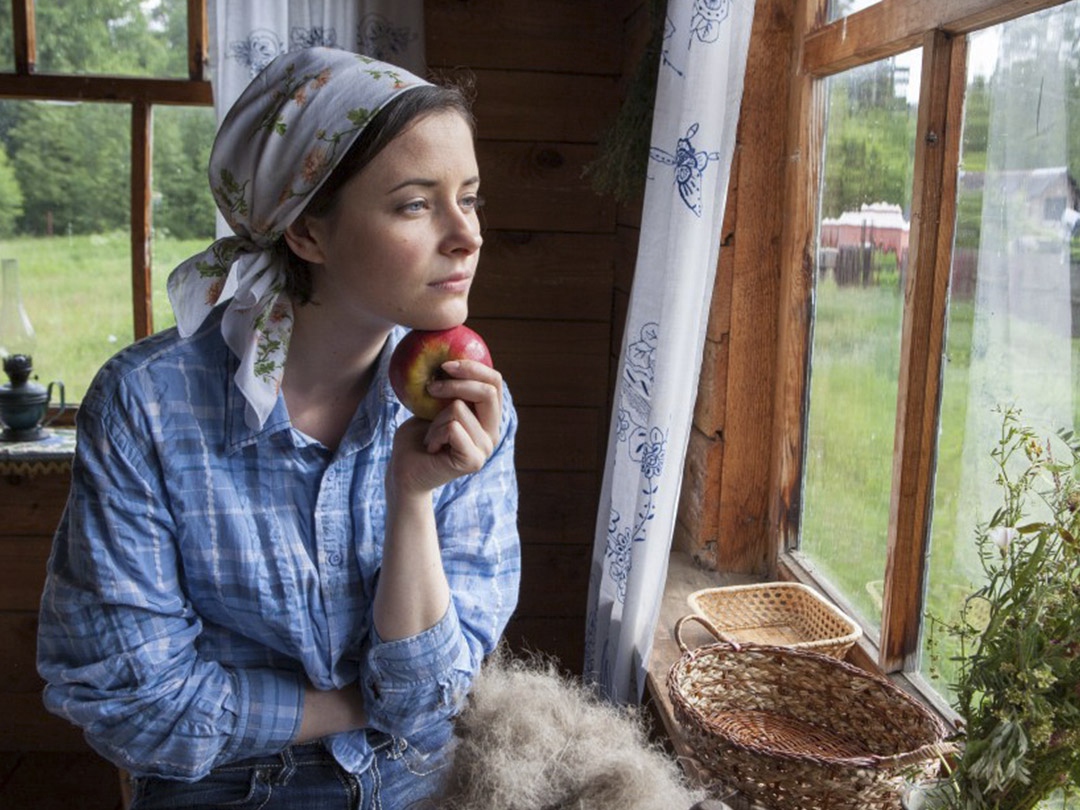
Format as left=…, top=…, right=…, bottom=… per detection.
left=361, top=389, right=521, bottom=736
left=36, top=384, right=303, bottom=780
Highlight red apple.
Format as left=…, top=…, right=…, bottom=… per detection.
left=389, top=325, right=493, bottom=420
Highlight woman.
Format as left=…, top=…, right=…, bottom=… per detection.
left=36, top=47, right=520, bottom=809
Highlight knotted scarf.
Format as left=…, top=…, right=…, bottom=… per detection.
left=167, top=47, right=429, bottom=429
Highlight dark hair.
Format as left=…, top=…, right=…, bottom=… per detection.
left=279, top=81, right=476, bottom=304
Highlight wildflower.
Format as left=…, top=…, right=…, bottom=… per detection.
left=989, top=525, right=1018, bottom=555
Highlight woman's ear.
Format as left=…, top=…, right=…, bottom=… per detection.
left=284, top=215, right=327, bottom=265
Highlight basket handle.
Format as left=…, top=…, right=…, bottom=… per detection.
left=674, top=613, right=741, bottom=654
left=881, top=740, right=959, bottom=770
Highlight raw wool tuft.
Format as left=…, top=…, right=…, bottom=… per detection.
left=437, top=650, right=707, bottom=810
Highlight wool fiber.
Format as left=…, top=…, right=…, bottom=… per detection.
left=436, top=651, right=708, bottom=810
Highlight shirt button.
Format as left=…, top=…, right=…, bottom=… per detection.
left=327, top=551, right=343, bottom=567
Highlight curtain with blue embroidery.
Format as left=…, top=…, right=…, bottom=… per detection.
left=584, top=0, right=755, bottom=702
left=208, top=0, right=425, bottom=125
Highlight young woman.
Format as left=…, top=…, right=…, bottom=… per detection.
left=36, top=47, right=520, bottom=810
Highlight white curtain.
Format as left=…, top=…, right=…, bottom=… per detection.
left=208, top=0, right=425, bottom=125
left=584, top=0, right=755, bottom=702
left=953, top=3, right=1078, bottom=577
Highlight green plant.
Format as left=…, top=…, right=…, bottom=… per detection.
left=926, top=408, right=1080, bottom=810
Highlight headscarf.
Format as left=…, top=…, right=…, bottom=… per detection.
left=167, top=47, right=430, bottom=429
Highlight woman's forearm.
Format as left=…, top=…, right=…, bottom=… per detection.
left=373, top=487, right=451, bottom=641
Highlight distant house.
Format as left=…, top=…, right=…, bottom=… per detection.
left=819, top=202, right=910, bottom=262
left=958, top=166, right=1080, bottom=243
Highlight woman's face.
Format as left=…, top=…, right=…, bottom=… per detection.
left=301, top=109, right=482, bottom=332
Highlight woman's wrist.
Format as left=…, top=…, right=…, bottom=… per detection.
left=294, top=686, right=367, bottom=743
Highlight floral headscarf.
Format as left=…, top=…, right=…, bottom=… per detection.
left=167, top=47, right=429, bottom=430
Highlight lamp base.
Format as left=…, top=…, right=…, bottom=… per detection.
left=1, top=425, right=48, bottom=443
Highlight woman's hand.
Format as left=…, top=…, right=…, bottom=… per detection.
left=388, top=359, right=503, bottom=497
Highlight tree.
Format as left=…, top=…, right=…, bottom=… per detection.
left=0, top=144, right=24, bottom=236
left=153, top=107, right=216, bottom=240
left=11, top=101, right=130, bottom=235
left=821, top=58, right=917, bottom=220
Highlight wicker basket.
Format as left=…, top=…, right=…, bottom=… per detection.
left=668, top=614, right=951, bottom=810
left=687, top=581, right=862, bottom=659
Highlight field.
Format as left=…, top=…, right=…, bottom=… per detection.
left=0, top=232, right=206, bottom=401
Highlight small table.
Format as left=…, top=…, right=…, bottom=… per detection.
left=0, top=427, right=76, bottom=478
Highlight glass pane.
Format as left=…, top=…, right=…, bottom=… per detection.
left=828, top=0, right=884, bottom=23
left=800, top=52, right=920, bottom=633
left=0, top=100, right=130, bottom=402
left=0, top=8, right=12, bottom=72
left=151, top=105, right=217, bottom=335
left=36, top=0, right=188, bottom=78
left=924, top=2, right=1080, bottom=694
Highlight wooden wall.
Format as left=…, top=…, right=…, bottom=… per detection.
left=0, top=0, right=637, bottom=758
left=0, top=471, right=82, bottom=751
left=427, top=0, right=634, bottom=673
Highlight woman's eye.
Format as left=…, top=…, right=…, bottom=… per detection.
left=400, top=200, right=427, bottom=214
left=461, top=194, right=485, bottom=212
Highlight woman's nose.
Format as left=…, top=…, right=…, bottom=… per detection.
left=442, top=210, right=483, bottom=255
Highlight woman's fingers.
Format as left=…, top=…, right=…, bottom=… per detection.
left=426, top=359, right=502, bottom=442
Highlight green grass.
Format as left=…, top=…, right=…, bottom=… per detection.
left=0, top=232, right=206, bottom=401
left=801, top=275, right=903, bottom=626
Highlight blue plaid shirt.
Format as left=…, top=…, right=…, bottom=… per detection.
left=36, top=307, right=520, bottom=780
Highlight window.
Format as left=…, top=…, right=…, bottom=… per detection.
left=801, top=52, right=919, bottom=636
left=775, top=0, right=1079, bottom=707
left=0, top=0, right=213, bottom=401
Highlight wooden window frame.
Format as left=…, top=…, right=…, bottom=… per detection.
left=0, top=0, right=212, bottom=340
left=769, top=0, right=1071, bottom=700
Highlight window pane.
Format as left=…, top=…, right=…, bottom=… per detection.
left=36, top=0, right=188, bottom=78
left=924, top=2, right=1080, bottom=691
left=0, top=100, right=130, bottom=402
left=828, top=0, right=884, bottom=23
left=151, top=105, right=217, bottom=335
left=800, top=53, right=920, bottom=633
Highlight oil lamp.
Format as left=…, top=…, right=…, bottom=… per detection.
left=0, top=259, right=64, bottom=442
left=0, top=354, right=65, bottom=442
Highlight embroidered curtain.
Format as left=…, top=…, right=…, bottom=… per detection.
left=584, top=0, right=755, bottom=702
left=208, top=0, right=425, bottom=126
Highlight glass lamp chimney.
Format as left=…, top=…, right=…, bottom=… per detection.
left=0, top=258, right=36, bottom=361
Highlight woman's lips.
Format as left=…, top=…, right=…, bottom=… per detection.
left=430, top=274, right=473, bottom=293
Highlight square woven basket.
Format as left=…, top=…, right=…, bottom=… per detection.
left=687, top=581, right=862, bottom=659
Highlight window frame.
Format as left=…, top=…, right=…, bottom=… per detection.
left=0, top=0, right=212, bottom=341
left=769, top=0, right=1072, bottom=704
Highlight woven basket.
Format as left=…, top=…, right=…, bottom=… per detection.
left=668, top=614, right=951, bottom=810
left=687, top=581, right=862, bottom=659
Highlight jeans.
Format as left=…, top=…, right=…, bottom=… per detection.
left=129, top=731, right=451, bottom=810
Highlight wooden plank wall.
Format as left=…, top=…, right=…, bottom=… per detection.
left=0, top=0, right=635, bottom=756
left=0, top=472, right=84, bottom=751
left=427, top=0, right=630, bottom=673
